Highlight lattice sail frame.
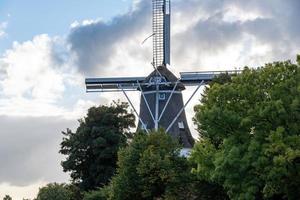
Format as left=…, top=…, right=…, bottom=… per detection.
left=152, top=0, right=170, bottom=67
left=85, top=0, right=241, bottom=147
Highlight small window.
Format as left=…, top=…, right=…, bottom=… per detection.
left=178, top=122, right=185, bottom=129
left=159, top=93, right=166, bottom=100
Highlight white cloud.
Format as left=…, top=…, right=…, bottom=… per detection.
left=0, top=33, right=102, bottom=199
left=0, top=22, right=8, bottom=38
left=0, top=34, right=98, bottom=119
left=1, top=35, right=65, bottom=101
left=69, top=0, right=300, bottom=78
left=0, top=115, right=76, bottom=198
left=222, top=6, right=265, bottom=23
left=70, top=18, right=103, bottom=29
left=0, top=181, right=45, bottom=200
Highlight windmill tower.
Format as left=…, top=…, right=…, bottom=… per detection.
left=85, top=0, right=238, bottom=148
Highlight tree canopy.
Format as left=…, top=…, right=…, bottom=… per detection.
left=191, top=58, right=300, bottom=199
left=60, top=102, right=135, bottom=191
left=108, top=130, right=195, bottom=200
left=83, top=187, right=109, bottom=200
left=3, top=195, right=12, bottom=200
left=36, top=183, right=71, bottom=200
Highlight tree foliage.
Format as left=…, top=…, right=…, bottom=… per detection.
left=60, top=102, right=135, bottom=191
left=83, top=187, right=110, bottom=200
left=192, top=58, right=300, bottom=199
left=65, top=184, right=83, bottom=200
left=108, top=130, right=195, bottom=200
left=3, top=195, right=12, bottom=200
left=36, top=183, right=71, bottom=200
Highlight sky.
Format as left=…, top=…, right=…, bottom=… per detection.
left=0, top=0, right=300, bottom=199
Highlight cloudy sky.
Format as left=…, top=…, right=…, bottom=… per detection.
left=0, top=0, right=299, bottom=199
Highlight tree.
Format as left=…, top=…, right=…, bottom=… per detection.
left=36, top=183, right=71, bottom=200
left=192, top=57, right=300, bottom=200
left=108, top=130, right=197, bottom=200
left=65, top=184, right=83, bottom=200
left=83, top=187, right=110, bottom=200
left=60, top=102, right=135, bottom=191
left=3, top=195, right=12, bottom=200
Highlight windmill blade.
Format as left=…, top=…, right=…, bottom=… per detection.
left=85, top=77, right=146, bottom=92
left=152, top=0, right=171, bottom=67
left=180, top=70, right=242, bottom=86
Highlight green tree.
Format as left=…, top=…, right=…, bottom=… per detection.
left=192, top=57, right=300, bottom=200
left=36, top=183, right=71, bottom=200
left=83, top=187, right=110, bottom=200
left=65, top=184, right=83, bottom=200
left=60, top=102, right=135, bottom=191
left=190, top=180, right=230, bottom=200
left=3, top=195, right=12, bottom=200
left=108, top=130, right=197, bottom=200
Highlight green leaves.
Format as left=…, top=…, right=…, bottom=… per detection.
left=60, top=102, right=135, bottom=191
left=192, top=56, right=300, bottom=199
left=108, top=130, right=195, bottom=200
left=36, top=183, right=72, bottom=200
left=3, top=195, right=12, bottom=200
left=190, top=140, right=216, bottom=180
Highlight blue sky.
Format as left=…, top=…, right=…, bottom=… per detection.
left=0, top=0, right=132, bottom=53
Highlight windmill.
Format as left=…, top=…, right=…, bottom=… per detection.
left=85, top=0, right=238, bottom=149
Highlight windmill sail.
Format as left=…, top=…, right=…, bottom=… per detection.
left=85, top=0, right=240, bottom=149
left=153, top=0, right=170, bottom=67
